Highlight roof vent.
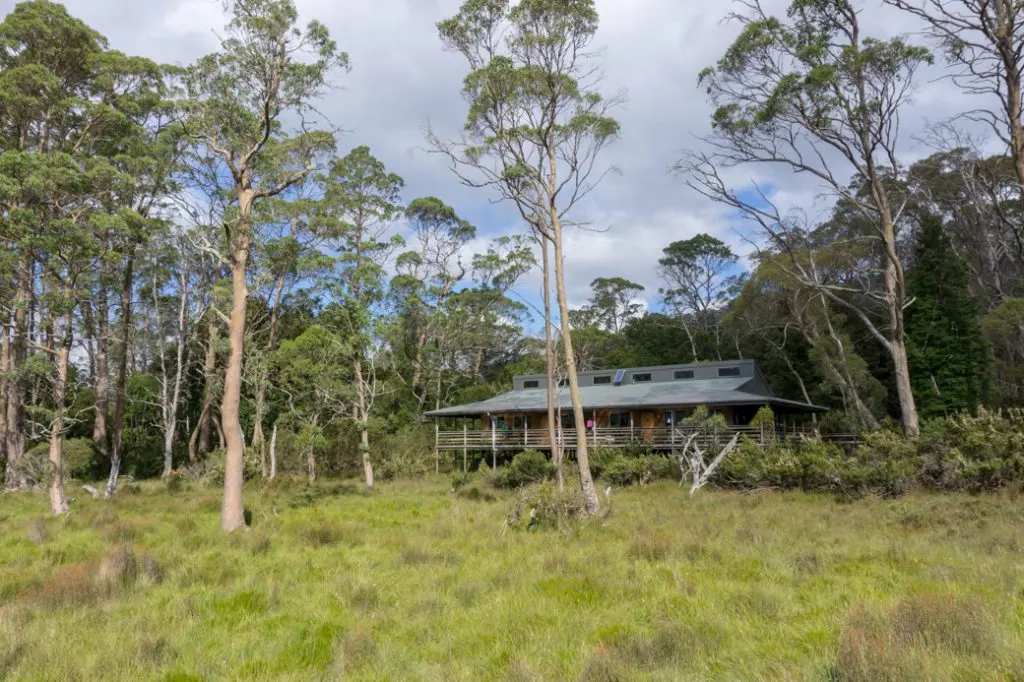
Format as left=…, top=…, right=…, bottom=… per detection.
left=613, top=369, right=626, bottom=386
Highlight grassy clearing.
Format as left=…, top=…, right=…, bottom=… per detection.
left=1, top=479, right=1023, bottom=681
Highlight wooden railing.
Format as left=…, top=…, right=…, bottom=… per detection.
left=434, top=425, right=859, bottom=451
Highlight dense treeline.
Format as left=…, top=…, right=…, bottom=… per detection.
left=3, top=0, right=1024, bottom=525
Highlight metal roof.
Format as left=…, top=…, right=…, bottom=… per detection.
left=425, top=376, right=827, bottom=417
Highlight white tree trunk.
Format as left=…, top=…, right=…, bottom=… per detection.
left=269, top=422, right=277, bottom=480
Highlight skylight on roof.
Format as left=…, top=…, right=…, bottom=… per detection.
left=613, top=369, right=626, bottom=385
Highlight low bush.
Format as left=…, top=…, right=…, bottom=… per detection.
left=374, top=426, right=436, bottom=480
left=21, top=438, right=102, bottom=485
left=495, top=449, right=554, bottom=489
left=600, top=454, right=674, bottom=486
left=200, top=447, right=262, bottom=487
left=716, top=409, right=1024, bottom=495
left=505, top=481, right=587, bottom=530
left=917, top=409, right=1024, bottom=491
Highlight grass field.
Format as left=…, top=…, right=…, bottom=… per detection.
left=1, top=478, right=1023, bottom=681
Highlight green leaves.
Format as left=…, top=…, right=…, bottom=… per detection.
left=438, top=0, right=619, bottom=216
left=701, top=0, right=931, bottom=140
left=180, top=0, right=346, bottom=194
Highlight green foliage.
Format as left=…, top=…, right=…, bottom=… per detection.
left=201, top=448, right=262, bottom=487
left=719, top=410, right=1024, bottom=495
left=373, top=427, right=436, bottom=481
left=749, top=405, right=775, bottom=430
left=505, top=480, right=587, bottom=530
left=495, top=449, right=554, bottom=488
left=24, top=438, right=101, bottom=482
left=982, top=297, right=1024, bottom=406
left=905, top=214, right=991, bottom=418
left=916, top=409, right=1024, bottom=491
left=600, top=455, right=674, bottom=487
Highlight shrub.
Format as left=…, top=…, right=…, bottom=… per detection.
left=201, top=447, right=262, bottom=487
left=505, top=481, right=587, bottom=530
left=718, top=433, right=918, bottom=496
left=600, top=454, right=673, bottom=486
left=917, top=409, right=1024, bottom=491
left=164, top=470, right=188, bottom=493
left=846, top=432, right=919, bottom=496
left=450, top=470, right=474, bottom=491
left=587, top=447, right=619, bottom=479
left=374, top=426, right=435, bottom=480
left=64, top=439, right=101, bottom=480
left=21, top=438, right=101, bottom=484
left=495, top=449, right=554, bottom=489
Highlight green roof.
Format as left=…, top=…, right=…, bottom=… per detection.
left=425, top=376, right=826, bottom=418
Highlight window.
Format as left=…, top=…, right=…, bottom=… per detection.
left=718, top=366, right=741, bottom=377
left=664, top=410, right=692, bottom=427
left=523, top=380, right=540, bottom=389
left=593, top=375, right=612, bottom=385
left=609, top=412, right=631, bottom=427
left=674, top=369, right=695, bottom=380
left=560, top=413, right=576, bottom=429
left=613, top=369, right=627, bottom=385
left=513, top=415, right=530, bottom=429
left=558, top=378, right=569, bottom=387
left=632, top=373, right=652, bottom=383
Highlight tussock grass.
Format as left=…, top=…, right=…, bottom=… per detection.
left=0, top=480, right=1021, bottom=680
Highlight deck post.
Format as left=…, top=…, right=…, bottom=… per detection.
left=434, top=421, right=440, bottom=475
left=591, top=411, right=597, bottom=448
left=462, top=422, right=468, bottom=473
left=671, top=413, right=676, bottom=448
left=630, top=412, right=634, bottom=443
left=491, top=417, right=496, bottom=469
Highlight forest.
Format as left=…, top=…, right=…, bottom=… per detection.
left=2, top=0, right=1024, bottom=529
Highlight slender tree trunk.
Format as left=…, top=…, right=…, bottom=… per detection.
left=681, top=317, right=699, bottom=362
left=779, top=348, right=812, bottom=406
left=541, top=236, right=563, bottom=491
left=221, top=193, right=253, bottom=532
left=0, top=314, right=8, bottom=478
left=410, top=331, right=429, bottom=411
left=879, top=210, right=919, bottom=438
left=252, top=261, right=287, bottom=456
left=549, top=211, right=599, bottom=515
left=355, top=355, right=374, bottom=491
left=198, top=317, right=219, bottom=456
left=817, top=300, right=880, bottom=432
left=162, top=274, right=189, bottom=477
left=92, top=289, right=110, bottom=462
left=306, top=416, right=318, bottom=483
left=360, top=422, right=373, bottom=491
left=106, top=256, right=133, bottom=498
left=268, top=421, right=277, bottom=480
left=49, top=307, right=73, bottom=516
left=4, top=257, right=30, bottom=490
left=187, top=402, right=208, bottom=465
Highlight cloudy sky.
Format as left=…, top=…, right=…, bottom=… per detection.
left=36, top=0, right=986, bottom=314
